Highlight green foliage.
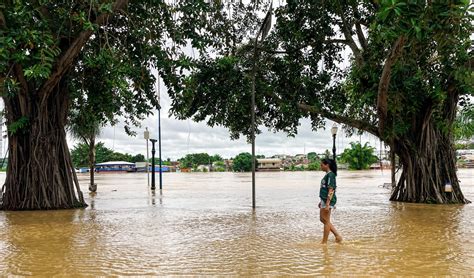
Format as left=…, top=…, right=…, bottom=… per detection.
left=213, top=160, right=226, bottom=172
left=454, top=104, right=474, bottom=141
left=232, top=152, right=255, bottom=172
left=307, top=152, right=320, bottom=162
left=131, top=154, right=145, bottom=163
left=307, top=161, right=321, bottom=171
left=340, top=142, right=378, bottom=170
left=1, top=1, right=236, bottom=135
left=168, top=1, right=473, bottom=145
left=71, top=142, right=143, bottom=167
left=285, top=164, right=305, bottom=172
left=178, top=153, right=222, bottom=168
left=7, top=116, right=29, bottom=135
left=455, top=142, right=474, bottom=150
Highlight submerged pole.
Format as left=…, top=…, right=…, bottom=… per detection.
left=150, top=139, right=157, bottom=190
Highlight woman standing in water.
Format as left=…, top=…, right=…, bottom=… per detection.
left=319, top=158, right=342, bottom=244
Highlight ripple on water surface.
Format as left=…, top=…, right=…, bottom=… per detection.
left=0, top=170, right=473, bottom=275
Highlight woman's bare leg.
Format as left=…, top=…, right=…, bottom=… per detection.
left=320, top=208, right=342, bottom=243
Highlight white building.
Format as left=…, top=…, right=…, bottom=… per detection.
left=257, top=158, right=282, bottom=171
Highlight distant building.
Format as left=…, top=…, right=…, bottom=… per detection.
left=457, top=149, right=474, bottom=156
left=257, top=158, right=282, bottom=171
left=197, top=165, right=211, bottom=172
left=224, top=159, right=233, bottom=171
left=95, top=161, right=135, bottom=173
left=369, top=159, right=391, bottom=170
left=135, top=162, right=149, bottom=172
left=294, top=154, right=306, bottom=160
left=458, top=154, right=474, bottom=168
left=272, top=154, right=289, bottom=159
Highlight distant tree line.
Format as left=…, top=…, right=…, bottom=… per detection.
left=178, top=153, right=223, bottom=169
left=71, top=142, right=145, bottom=168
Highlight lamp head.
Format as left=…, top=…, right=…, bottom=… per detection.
left=331, top=124, right=338, bottom=136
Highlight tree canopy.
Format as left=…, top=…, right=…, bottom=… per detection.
left=232, top=152, right=255, bottom=172
left=0, top=0, right=240, bottom=210
left=178, top=153, right=223, bottom=168
left=169, top=0, right=473, bottom=203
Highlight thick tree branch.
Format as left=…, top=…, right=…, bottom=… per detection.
left=340, top=25, right=362, bottom=65
left=355, top=22, right=367, bottom=49
left=335, top=2, right=363, bottom=66
left=0, top=10, right=6, bottom=29
left=350, top=2, right=368, bottom=50
left=298, top=103, right=379, bottom=137
left=13, top=64, right=29, bottom=116
left=262, top=87, right=379, bottom=137
left=377, top=36, right=406, bottom=135
left=370, top=0, right=380, bottom=10
left=39, top=0, right=129, bottom=103
left=467, top=56, right=474, bottom=70
left=259, top=40, right=349, bottom=54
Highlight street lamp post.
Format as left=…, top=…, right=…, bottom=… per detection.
left=158, top=107, right=163, bottom=190
left=331, top=123, right=338, bottom=161
left=150, top=139, right=157, bottom=190
left=144, top=128, right=150, bottom=187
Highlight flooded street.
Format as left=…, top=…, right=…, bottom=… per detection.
left=1, top=169, right=473, bottom=276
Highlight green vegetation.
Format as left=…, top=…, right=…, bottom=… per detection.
left=68, top=110, right=102, bottom=191
left=307, top=162, right=321, bottom=171
left=340, top=142, right=378, bottom=170
left=454, top=104, right=474, bottom=144
left=178, top=153, right=223, bottom=169
left=71, top=142, right=144, bottom=168
left=213, top=161, right=226, bottom=172
left=307, top=152, right=319, bottom=162
left=455, top=142, right=474, bottom=150
left=232, top=152, right=255, bottom=172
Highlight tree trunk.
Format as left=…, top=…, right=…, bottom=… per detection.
left=88, top=137, right=97, bottom=192
left=390, top=121, right=470, bottom=204
left=389, top=82, right=469, bottom=204
left=1, top=82, right=86, bottom=210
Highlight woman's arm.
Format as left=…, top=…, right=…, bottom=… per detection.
left=326, top=188, right=334, bottom=208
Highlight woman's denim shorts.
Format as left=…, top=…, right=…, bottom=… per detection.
left=319, top=198, right=335, bottom=209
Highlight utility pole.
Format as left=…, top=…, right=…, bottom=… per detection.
left=250, top=4, right=272, bottom=209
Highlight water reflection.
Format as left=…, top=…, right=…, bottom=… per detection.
left=2, top=210, right=88, bottom=275
left=0, top=170, right=472, bottom=275
left=148, top=190, right=163, bottom=207
left=89, top=192, right=96, bottom=210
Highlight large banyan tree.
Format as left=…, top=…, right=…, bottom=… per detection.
left=0, top=0, right=235, bottom=210
left=169, top=1, right=473, bottom=204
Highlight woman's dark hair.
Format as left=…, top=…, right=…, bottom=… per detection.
left=321, top=158, right=337, bottom=176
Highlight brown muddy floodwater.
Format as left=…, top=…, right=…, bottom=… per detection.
left=0, top=169, right=473, bottom=276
